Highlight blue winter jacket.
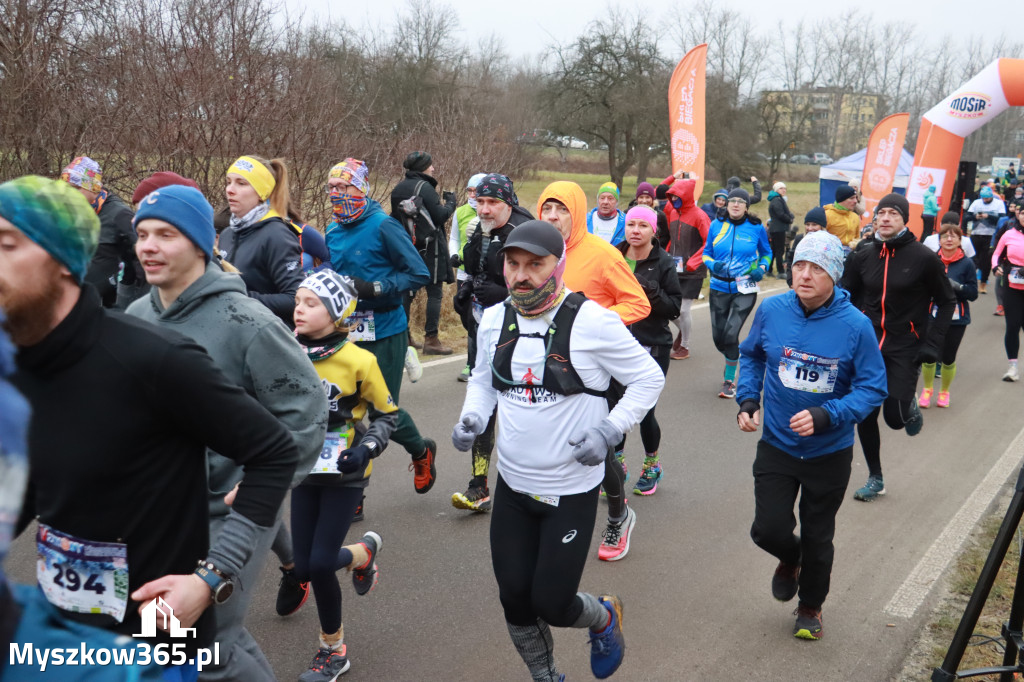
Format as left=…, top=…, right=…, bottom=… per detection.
left=737, top=288, right=887, bottom=459
left=325, top=199, right=430, bottom=340
left=586, top=208, right=626, bottom=245
left=701, top=216, right=772, bottom=293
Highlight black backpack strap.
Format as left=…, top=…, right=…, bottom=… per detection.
left=544, top=292, right=607, bottom=398
left=490, top=302, right=521, bottom=392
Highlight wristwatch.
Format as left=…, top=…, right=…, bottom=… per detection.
left=194, top=560, right=234, bottom=605
left=372, top=281, right=383, bottom=297
left=364, top=441, right=379, bottom=457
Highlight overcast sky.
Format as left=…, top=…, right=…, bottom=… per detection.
left=286, top=0, right=1010, bottom=62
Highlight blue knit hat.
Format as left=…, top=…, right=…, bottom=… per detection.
left=133, top=185, right=215, bottom=261
left=793, top=231, right=845, bottom=283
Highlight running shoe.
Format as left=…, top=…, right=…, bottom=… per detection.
left=409, top=439, right=437, bottom=494
left=598, top=505, right=637, bottom=562
left=918, top=388, right=932, bottom=409
left=298, top=645, right=350, bottom=682
left=352, top=531, right=381, bottom=596
left=276, top=566, right=310, bottom=616
left=772, top=560, right=800, bottom=602
left=995, top=305, right=1005, bottom=316
left=670, top=346, right=690, bottom=360
left=589, top=596, right=625, bottom=679
left=458, top=364, right=471, bottom=382
left=1004, top=364, right=1020, bottom=382
left=718, top=381, right=736, bottom=399
left=451, top=481, right=491, bottom=512
left=853, top=475, right=885, bottom=501
left=793, top=605, right=823, bottom=640
left=904, top=395, right=923, bottom=436
left=633, top=459, right=662, bottom=495
left=937, top=391, right=950, bottom=408
left=352, top=496, right=364, bottom=523
left=404, top=346, right=423, bottom=383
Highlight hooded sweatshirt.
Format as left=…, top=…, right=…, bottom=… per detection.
left=662, top=179, right=710, bottom=281
left=537, top=182, right=650, bottom=325
left=127, top=263, right=328, bottom=516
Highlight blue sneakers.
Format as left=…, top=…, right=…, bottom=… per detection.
left=589, top=595, right=625, bottom=679
left=853, top=475, right=885, bottom=501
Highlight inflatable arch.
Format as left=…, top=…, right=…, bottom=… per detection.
left=907, top=58, right=1024, bottom=235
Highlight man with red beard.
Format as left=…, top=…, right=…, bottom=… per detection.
left=0, top=176, right=297, bottom=678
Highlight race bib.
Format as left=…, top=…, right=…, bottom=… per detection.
left=673, top=256, right=685, bottom=273
left=310, top=429, right=353, bottom=474
left=736, top=277, right=760, bottom=295
left=932, top=304, right=960, bottom=321
left=778, top=348, right=839, bottom=394
left=36, top=524, right=129, bottom=622
left=348, top=310, right=376, bottom=342
left=1010, top=267, right=1024, bottom=290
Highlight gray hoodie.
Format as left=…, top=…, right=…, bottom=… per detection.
left=127, top=263, right=328, bottom=517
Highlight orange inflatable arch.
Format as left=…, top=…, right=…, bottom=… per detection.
left=907, top=58, right=1024, bottom=236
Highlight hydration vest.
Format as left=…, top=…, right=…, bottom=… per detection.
left=490, top=292, right=607, bottom=398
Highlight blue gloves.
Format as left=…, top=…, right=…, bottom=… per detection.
left=452, top=413, right=486, bottom=452
left=568, top=419, right=621, bottom=466
left=711, top=261, right=730, bottom=277
left=337, top=443, right=372, bottom=474
left=748, top=266, right=765, bottom=282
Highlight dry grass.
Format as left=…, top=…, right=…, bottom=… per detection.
left=899, top=498, right=1024, bottom=681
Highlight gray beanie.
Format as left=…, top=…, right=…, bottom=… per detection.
left=793, top=231, right=845, bottom=283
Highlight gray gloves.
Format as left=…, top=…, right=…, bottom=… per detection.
left=568, top=419, right=621, bottom=466
left=452, top=413, right=486, bottom=452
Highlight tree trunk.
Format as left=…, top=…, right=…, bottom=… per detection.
left=636, top=148, right=650, bottom=184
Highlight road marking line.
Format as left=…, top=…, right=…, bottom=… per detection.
left=884, top=423, right=1024, bottom=618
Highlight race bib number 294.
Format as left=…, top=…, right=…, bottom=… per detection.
left=36, top=524, right=129, bottom=622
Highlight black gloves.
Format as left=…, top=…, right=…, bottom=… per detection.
left=915, top=346, right=939, bottom=366
left=337, top=443, right=372, bottom=474
left=442, top=191, right=456, bottom=205
left=948, top=277, right=963, bottom=292
left=449, top=254, right=462, bottom=269
left=634, top=275, right=657, bottom=295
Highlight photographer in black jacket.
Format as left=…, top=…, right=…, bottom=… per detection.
left=390, top=151, right=457, bottom=355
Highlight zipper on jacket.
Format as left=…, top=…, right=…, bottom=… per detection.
left=878, top=246, right=890, bottom=350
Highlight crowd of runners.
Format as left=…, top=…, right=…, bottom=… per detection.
left=1, top=151, right=1024, bottom=681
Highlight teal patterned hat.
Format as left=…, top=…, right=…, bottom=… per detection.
left=0, top=176, right=100, bottom=283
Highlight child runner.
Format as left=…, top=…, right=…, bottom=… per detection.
left=291, top=270, right=398, bottom=681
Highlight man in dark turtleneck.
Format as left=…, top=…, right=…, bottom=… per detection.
left=0, top=176, right=297, bottom=677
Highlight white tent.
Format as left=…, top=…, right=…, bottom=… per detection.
left=818, top=147, right=915, bottom=206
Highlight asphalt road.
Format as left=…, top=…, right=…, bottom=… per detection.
left=8, top=278, right=1024, bottom=681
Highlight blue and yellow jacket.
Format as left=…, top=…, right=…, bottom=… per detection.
left=701, top=216, right=772, bottom=293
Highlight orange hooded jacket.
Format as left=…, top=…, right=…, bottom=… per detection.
left=537, top=181, right=650, bottom=325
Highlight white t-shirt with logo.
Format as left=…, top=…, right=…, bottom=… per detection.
left=461, top=291, right=665, bottom=496
left=591, top=212, right=619, bottom=243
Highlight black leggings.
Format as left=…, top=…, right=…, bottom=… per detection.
left=920, top=214, right=935, bottom=241
left=615, top=347, right=671, bottom=455
left=939, top=325, right=967, bottom=366
left=291, top=484, right=363, bottom=634
left=490, top=476, right=599, bottom=627
left=1003, top=285, right=1024, bottom=360
left=856, top=400, right=915, bottom=478
left=770, top=232, right=788, bottom=274
left=709, top=290, right=757, bottom=361
left=972, top=236, right=992, bottom=284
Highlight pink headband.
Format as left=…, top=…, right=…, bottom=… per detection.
left=625, top=205, right=657, bottom=229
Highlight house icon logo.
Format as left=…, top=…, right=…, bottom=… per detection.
left=133, top=596, right=196, bottom=638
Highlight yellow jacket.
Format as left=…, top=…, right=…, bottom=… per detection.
left=536, top=182, right=650, bottom=325
left=824, top=203, right=860, bottom=246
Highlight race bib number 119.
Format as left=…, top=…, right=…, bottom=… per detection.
left=778, top=348, right=839, bottom=394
